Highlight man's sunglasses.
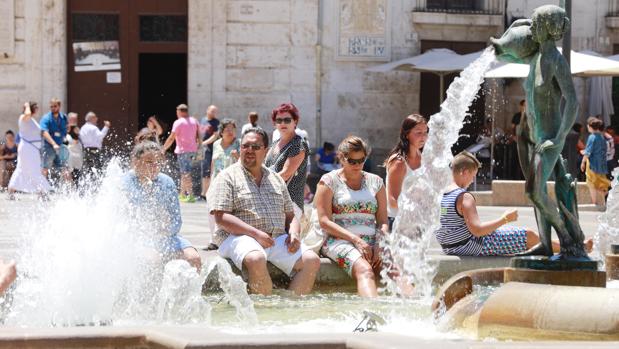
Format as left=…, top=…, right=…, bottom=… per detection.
left=345, top=157, right=366, bottom=165
left=241, top=143, right=264, bottom=150
left=275, top=117, right=293, bottom=124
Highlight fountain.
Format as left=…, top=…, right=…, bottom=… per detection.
left=1, top=4, right=618, bottom=347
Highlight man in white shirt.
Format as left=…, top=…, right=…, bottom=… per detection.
left=80, top=111, right=111, bottom=179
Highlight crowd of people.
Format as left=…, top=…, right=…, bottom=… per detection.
left=0, top=99, right=606, bottom=298
left=0, top=99, right=112, bottom=198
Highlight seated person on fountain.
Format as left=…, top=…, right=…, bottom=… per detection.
left=208, top=127, right=320, bottom=296
left=314, top=136, right=388, bottom=298
left=122, top=141, right=202, bottom=271
left=436, top=151, right=591, bottom=256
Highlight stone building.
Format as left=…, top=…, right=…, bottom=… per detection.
left=0, top=0, right=618, bottom=166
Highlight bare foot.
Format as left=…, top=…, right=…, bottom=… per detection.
left=584, top=238, right=594, bottom=253
left=0, top=260, right=16, bottom=295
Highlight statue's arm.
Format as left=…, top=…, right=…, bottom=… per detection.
left=554, top=58, right=579, bottom=144
left=492, top=19, right=534, bottom=64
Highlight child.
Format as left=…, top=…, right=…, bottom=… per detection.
left=581, top=117, right=610, bottom=207
left=436, top=151, right=578, bottom=256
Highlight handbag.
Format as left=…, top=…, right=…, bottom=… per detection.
left=301, top=205, right=327, bottom=254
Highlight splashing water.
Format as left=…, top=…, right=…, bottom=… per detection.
left=3, top=159, right=256, bottom=327
left=380, top=47, right=497, bottom=298
left=591, top=167, right=619, bottom=267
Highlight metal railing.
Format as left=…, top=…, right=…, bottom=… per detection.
left=608, top=0, right=619, bottom=16
left=413, top=0, right=505, bottom=15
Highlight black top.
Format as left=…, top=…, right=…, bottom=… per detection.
left=511, top=112, right=522, bottom=126
left=264, top=134, right=309, bottom=210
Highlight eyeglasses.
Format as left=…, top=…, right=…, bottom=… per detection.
left=345, top=156, right=366, bottom=165
left=275, top=117, right=293, bottom=124
left=241, top=143, right=264, bottom=150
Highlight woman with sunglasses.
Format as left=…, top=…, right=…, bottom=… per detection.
left=384, top=114, right=428, bottom=230
left=265, top=103, right=309, bottom=220
left=314, top=136, right=388, bottom=298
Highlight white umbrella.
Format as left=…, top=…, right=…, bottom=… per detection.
left=485, top=49, right=619, bottom=78
left=367, top=48, right=485, bottom=103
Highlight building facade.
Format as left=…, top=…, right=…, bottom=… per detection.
left=0, top=0, right=618, bottom=162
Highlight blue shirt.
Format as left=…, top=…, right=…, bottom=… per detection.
left=122, top=171, right=191, bottom=252
left=40, top=112, right=67, bottom=147
left=584, top=133, right=608, bottom=174
left=317, top=148, right=336, bottom=164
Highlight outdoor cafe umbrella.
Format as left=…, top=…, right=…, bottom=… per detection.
left=484, top=49, right=619, bottom=78
left=485, top=49, right=619, bottom=125
left=367, top=48, right=484, bottom=103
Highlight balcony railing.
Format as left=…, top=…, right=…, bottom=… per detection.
left=413, top=0, right=504, bottom=15
left=609, top=0, right=619, bottom=17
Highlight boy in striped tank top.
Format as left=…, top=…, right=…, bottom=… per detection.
left=436, top=152, right=584, bottom=256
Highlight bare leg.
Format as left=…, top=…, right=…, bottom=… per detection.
left=525, top=229, right=560, bottom=252
left=182, top=247, right=202, bottom=273
left=587, top=183, right=597, bottom=205
left=243, top=251, right=272, bottom=295
left=289, top=250, right=320, bottom=295
left=352, top=258, right=378, bottom=298
left=0, top=260, right=16, bottom=295
left=180, top=173, right=192, bottom=196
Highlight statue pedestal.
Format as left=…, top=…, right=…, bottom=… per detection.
left=505, top=256, right=604, bottom=287
left=606, top=244, right=619, bottom=280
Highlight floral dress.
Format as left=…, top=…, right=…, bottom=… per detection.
left=320, top=170, right=384, bottom=276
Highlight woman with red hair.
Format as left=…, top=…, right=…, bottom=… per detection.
left=265, top=103, right=309, bottom=220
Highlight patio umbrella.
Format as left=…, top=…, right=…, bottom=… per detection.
left=367, top=48, right=485, bottom=103
left=484, top=49, right=619, bottom=78
left=582, top=51, right=614, bottom=125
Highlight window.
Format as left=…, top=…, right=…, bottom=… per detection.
left=72, top=14, right=119, bottom=42
left=140, top=15, right=187, bottom=42
left=426, top=0, right=480, bottom=12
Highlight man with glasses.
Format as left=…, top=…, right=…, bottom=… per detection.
left=207, top=127, right=320, bottom=295
left=40, top=98, right=71, bottom=185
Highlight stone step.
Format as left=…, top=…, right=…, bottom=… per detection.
left=198, top=248, right=513, bottom=291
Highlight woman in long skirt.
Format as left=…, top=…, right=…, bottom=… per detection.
left=8, top=102, right=51, bottom=199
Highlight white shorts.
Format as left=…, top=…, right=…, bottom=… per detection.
left=218, top=234, right=305, bottom=276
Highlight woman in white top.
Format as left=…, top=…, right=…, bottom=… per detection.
left=384, top=114, right=428, bottom=230
left=8, top=102, right=51, bottom=199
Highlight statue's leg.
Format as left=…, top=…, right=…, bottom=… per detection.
left=518, top=126, right=553, bottom=255
left=553, top=156, right=587, bottom=257
left=526, top=147, right=573, bottom=255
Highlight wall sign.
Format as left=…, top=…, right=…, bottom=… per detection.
left=73, top=40, right=121, bottom=72
left=337, top=0, right=390, bottom=61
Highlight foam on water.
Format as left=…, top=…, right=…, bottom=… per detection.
left=380, top=47, right=497, bottom=298
left=592, top=167, right=619, bottom=268
left=3, top=159, right=254, bottom=327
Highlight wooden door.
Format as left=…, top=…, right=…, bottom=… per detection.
left=67, top=0, right=187, bottom=148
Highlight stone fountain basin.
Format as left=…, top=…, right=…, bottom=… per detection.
left=435, top=268, right=619, bottom=340
left=2, top=325, right=619, bottom=349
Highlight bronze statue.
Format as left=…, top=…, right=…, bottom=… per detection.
left=491, top=5, right=587, bottom=259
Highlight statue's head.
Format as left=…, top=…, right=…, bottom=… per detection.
left=531, top=5, right=570, bottom=43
